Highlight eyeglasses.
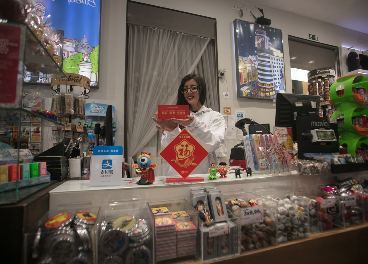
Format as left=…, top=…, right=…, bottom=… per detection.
left=182, top=85, right=198, bottom=93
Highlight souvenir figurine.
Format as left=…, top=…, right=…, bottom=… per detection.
left=195, top=201, right=212, bottom=226
left=208, top=163, right=218, bottom=180
left=217, top=162, right=228, bottom=178
left=246, top=167, right=252, bottom=177
left=132, top=151, right=157, bottom=185
left=235, top=168, right=241, bottom=178
left=215, top=197, right=224, bottom=216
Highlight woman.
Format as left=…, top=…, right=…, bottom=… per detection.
left=152, top=74, right=225, bottom=176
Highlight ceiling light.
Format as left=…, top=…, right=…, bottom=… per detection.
left=308, top=61, right=314, bottom=63
left=291, top=57, right=297, bottom=60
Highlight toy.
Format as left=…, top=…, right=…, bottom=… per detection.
left=132, top=151, right=157, bottom=185
left=235, top=168, right=241, bottom=178
left=208, top=163, right=218, bottom=180
left=246, top=167, right=252, bottom=177
left=195, top=201, right=212, bottom=226
left=217, top=162, right=228, bottom=178
left=215, top=197, right=225, bottom=216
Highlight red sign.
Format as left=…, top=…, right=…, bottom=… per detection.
left=0, top=24, right=22, bottom=104
left=160, top=129, right=209, bottom=178
left=158, top=105, right=189, bottom=119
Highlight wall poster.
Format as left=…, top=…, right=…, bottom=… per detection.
left=25, top=0, right=101, bottom=87
left=233, top=19, right=285, bottom=99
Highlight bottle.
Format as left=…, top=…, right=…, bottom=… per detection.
left=82, top=155, right=91, bottom=180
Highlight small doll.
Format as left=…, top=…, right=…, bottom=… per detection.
left=195, top=201, right=212, bottom=226
left=217, top=162, right=228, bottom=178
left=208, top=163, right=218, bottom=180
left=215, top=197, right=224, bottom=216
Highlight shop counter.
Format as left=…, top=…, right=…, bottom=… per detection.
left=48, top=171, right=365, bottom=210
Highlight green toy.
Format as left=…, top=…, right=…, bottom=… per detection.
left=208, top=163, right=218, bottom=180
left=330, top=74, right=368, bottom=156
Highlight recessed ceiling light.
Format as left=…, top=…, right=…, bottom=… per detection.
left=291, top=57, right=297, bottom=60
left=308, top=61, right=314, bottom=63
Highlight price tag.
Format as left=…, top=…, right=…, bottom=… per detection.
left=208, top=222, right=229, bottom=238
left=320, top=198, right=335, bottom=208
left=342, top=195, right=356, bottom=207
left=241, top=205, right=264, bottom=225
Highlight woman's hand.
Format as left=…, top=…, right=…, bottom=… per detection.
left=171, top=115, right=194, bottom=127
left=152, top=112, right=177, bottom=132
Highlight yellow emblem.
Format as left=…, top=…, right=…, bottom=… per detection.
left=172, top=140, right=197, bottom=168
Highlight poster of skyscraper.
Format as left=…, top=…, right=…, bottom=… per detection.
left=233, top=19, right=285, bottom=99
left=25, top=0, right=101, bottom=87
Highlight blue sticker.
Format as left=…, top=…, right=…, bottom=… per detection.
left=102, top=159, right=113, bottom=169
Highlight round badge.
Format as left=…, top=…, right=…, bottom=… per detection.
left=113, top=216, right=137, bottom=232
left=75, top=211, right=97, bottom=225
left=76, top=227, right=92, bottom=251
left=47, top=231, right=77, bottom=263
left=100, top=229, right=129, bottom=256
left=45, top=213, right=73, bottom=229
left=101, top=255, right=124, bottom=264
left=128, top=219, right=149, bottom=237
left=124, top=245, right=151, bottom=264
left=65, top=253, right=92, bottom=264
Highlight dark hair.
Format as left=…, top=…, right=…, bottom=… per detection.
left=219, top=162, right=227, bottom=166
left=176, top=74, right=207, bottom=106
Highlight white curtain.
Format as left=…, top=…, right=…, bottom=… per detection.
left=197, top=39, right=219, bottom=111
left=126, top=24, right=211, bottom=159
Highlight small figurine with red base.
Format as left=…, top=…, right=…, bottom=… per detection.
left=217, top=162, right=228, bottom=178
left=132, top=151, right=157, bottom=185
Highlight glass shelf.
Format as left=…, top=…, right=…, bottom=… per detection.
left=0, top=108, right=64, bottom=127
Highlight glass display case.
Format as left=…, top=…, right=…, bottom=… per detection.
left=0, top=21, right=66, bottom=205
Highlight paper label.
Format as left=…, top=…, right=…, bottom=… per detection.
left=209, top=222, right=230, bottom=237
left=241, top=205, right=264, bottom=225
left=342, top=195, right=356, bottom=207
left=320, top=198, right=336, bottom=208
left=157, top=105, right=189, bottom=119
left=90, top=146, right=123, bottom=186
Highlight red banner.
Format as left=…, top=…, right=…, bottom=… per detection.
left=0, top=24, right=21, bottom=104
left=160, top=129, right=208, bottom=178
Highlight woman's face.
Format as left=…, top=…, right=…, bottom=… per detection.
left=183, top=79, right=201, bottom=108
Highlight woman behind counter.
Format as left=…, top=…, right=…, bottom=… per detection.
left=152, top=74, right=225, bottom=176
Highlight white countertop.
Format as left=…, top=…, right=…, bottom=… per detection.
left=50, top=171, right=302, bottom=193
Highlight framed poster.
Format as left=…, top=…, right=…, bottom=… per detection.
left=233, top=19, right=285, bottom=99
left=24, top=0, right=101, bottom=87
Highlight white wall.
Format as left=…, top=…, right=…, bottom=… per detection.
left=95, top=0, right=368, bottom=159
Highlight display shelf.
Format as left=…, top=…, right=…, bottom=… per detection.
left=47, top=172, right=368, bottom=264
left=0, top=175, right=50, bottom=192
left=19, top=21, right=64, bottom=75
left=0, top=107, right=64, bottom=127
left=0, top=21, right=66, bottom=205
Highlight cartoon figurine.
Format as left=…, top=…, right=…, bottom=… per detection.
left=235, top=168, right=241, bottom=178
left=246, top=167, right=252, bottom=177
left=132, top=151, right=157, bottom=185
left=215, top=197, right=224, bottom=216
left=195, top=201, right=212, bottom=226
left=217, top=162, right=228, bottom=178
left=208, top=163, right=218, bottom=180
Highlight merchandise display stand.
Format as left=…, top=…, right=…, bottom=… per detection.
left=47, top=171, right=368, bottom=263
left=330, top=73, right=368, bottom=155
